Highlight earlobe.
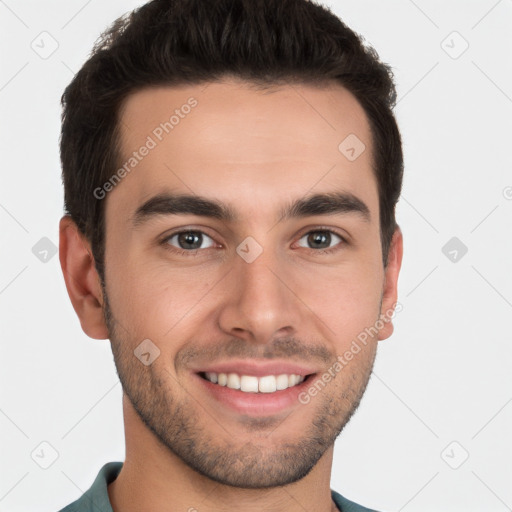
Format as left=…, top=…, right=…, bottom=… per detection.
left=59, top=216, right=109, bottom=340
left=378, top=226, right=403, bottom=341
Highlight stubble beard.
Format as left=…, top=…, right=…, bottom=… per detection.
left=101, top=284, right=377, bottom=489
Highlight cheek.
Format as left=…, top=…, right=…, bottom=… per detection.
left=105, top=253, right=214, bottom=341
left=298, top=259, right=384, bottom=346
left=105, top=226, right=384, bottom=348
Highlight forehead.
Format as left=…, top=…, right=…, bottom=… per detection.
left=111, top=79, right=377, bottom=223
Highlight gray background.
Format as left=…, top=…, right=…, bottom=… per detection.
left=1, top=0, right=511, bottom=510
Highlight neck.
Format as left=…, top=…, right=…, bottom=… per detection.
left=108, top=394, right=338, bottom=512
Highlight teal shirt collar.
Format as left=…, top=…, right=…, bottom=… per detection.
left=58, top=461, right=380, bottom=512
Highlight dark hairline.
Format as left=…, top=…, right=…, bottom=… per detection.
left=60, top=0, right=403, bottom=279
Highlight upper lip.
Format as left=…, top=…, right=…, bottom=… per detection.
left=192, top=360, right=319, bottom=377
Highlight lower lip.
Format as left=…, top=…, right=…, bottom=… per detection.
left=194, top=373, right=316, bottom=416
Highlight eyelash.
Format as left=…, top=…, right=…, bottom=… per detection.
left=159, top=227, right=348, bottom=257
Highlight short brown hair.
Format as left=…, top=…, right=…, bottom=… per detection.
left=60, top=0, right=403, bottom=280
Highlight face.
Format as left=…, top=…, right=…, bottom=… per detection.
left=94, top=79, right=401, bottom=488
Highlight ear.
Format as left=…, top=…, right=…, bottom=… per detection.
left=59, top=216, right=109, bottom=340
left=378, top=226, right=403, bottom=341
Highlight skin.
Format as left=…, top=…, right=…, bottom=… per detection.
left=59, top=78, right=403, bottom=512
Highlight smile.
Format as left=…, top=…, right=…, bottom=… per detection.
left=200, top=371, right=308, bottom=393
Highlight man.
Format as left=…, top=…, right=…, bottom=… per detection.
left=58, top=0, right=403, bottom=510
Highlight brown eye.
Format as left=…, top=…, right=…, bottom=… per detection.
left=296, top=230, right=346, bottom=253
left=164, top=230, right=215, bottom=251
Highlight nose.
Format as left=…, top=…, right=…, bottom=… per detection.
left=217, top=244, right=304, bottom=345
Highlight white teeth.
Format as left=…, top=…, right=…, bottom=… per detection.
left=205, top=372, right=218, bottom=383
left=227, top=373, right=240, bottom=390
left=289, top=374, right=299, bottom=386
left=203, top=372, right=306, bottom=393
left=240, top=375, right=259, bottom=392
left=276, top=374, right=289, bottom=390
left=259, top=375, right=276, bottom=393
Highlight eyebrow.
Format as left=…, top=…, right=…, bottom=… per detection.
left=131, top=191, right=371, bottom=227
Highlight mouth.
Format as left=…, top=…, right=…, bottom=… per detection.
left=198, top=371, right=313, bottom=394
left=194, top=369, right=318, bottom=417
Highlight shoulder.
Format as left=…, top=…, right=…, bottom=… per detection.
left=331, top=489, right=383, bottom=512
left=56, top=462, right=123, bottom=512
